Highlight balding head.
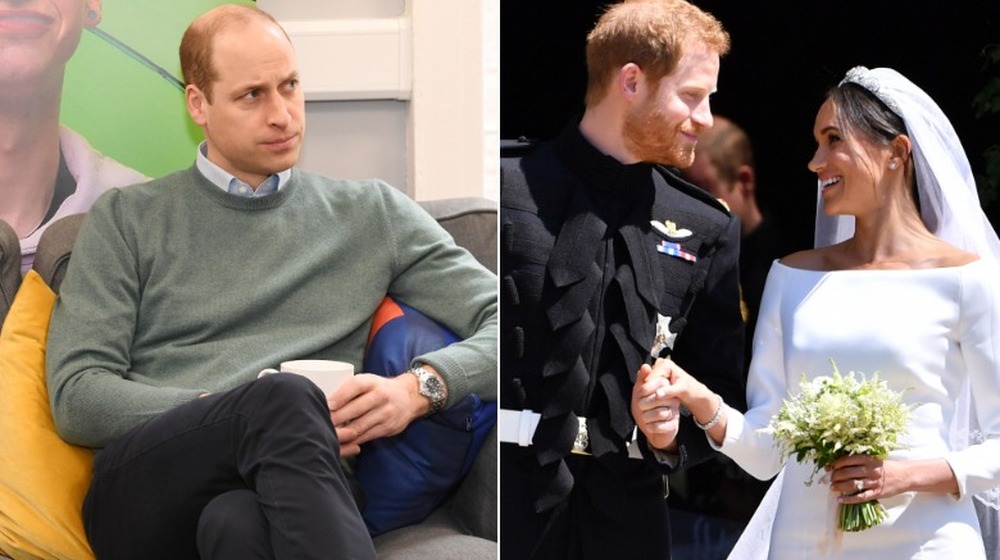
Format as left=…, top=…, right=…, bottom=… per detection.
left=682, top=115, right=762, bottom=234
left=179, top=4, right=290, bottom=103
left=694, top=115, right=754, bottom=183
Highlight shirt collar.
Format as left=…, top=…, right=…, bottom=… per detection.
left=196, top=142, right=292, bottom=198
left=552, top=118, right=654, bottom=195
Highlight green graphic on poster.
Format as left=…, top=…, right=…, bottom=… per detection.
left=62, top=0, right=254, bottom=179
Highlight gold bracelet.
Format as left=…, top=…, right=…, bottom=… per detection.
left=693, top=394, right=724, bottom=431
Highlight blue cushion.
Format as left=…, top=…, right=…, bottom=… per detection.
left=359, top=298, right=496, bottom=536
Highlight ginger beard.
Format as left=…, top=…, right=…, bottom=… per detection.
left=622, top=97, right=697, bottom=168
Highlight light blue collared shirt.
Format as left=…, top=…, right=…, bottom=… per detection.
left=195, top=142, right=292, bottom=198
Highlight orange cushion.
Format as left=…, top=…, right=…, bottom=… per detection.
left=0, top=270, right=95, bottom=560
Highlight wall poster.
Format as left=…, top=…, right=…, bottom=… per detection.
left=61, top=0, right=255, bottom=178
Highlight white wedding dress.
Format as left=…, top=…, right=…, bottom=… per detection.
left=720, top=260, right=1000, bottom=559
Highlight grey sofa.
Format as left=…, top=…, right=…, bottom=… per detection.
left=0, top=196, right=498, bottom=559
left=0, top=219, right=20, bottom=329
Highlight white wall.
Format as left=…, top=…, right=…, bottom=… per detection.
left=257, top=0, right=498, bottom=202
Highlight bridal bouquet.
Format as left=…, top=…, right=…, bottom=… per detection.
left=762, top=360, right=913, bottom=532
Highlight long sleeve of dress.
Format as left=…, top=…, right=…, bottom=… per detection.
left=713, top=262, right=788, bottom=481
left=943, top=261, right=1000, bottom=500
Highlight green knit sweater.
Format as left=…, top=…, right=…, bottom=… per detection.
left=46, top=167, right=497, bottom=448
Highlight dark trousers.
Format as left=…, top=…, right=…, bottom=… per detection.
left=500, top=446, right=673, bottom=560
left=83, top=373, right=376, bottom=560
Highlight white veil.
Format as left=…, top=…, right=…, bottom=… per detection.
left=815, top=66, right=1000, bottom=264
left=728, top=66, right=1000, bottom=560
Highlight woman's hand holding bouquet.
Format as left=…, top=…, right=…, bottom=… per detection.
left=762, top=360, right=915, bottom=532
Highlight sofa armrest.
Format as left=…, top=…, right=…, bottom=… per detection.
left=370, top=427, right=497, bottom=559
left=415, top=197, right=497, bottom=540
left=447, top=425, right=497, bottom=541
left=0, top=213, right=86, bottom=328
left=417, top=197, right=497, bottom=274
left=371, top=197, right=498, bottom=558
left=31, top=214, right=86, bottom=294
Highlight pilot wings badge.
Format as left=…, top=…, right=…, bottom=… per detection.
left=650, top=219, right=693, bottom=239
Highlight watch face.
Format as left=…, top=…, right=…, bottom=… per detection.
left=422, top=373, right=445, bottom=399
left=413, top=369, right=445, bottom=413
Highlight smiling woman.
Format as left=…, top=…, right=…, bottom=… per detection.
left=661, top=66, right=1000, bottom=560
left=809, top=78, right=914, bottom=223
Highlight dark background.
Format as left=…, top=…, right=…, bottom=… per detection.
left=502, top=1, right=1000, bottom=254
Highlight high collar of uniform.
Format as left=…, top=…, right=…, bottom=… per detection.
left=551, top=118, right=654, bottom=196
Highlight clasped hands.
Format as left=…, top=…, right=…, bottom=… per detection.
left=631, top=358, right=726, bottom=451
left=631, top=358, right=685, bottom=451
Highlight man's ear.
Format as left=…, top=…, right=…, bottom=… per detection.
left=186, top=85, right=208, bottom=126
left=84, top=0, right=102, bottom=28
left=736, top=164, right=756, bottom=198
left=618, top=63, right=644, bottom=100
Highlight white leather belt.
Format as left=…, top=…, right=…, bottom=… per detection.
left=499, top=408, right=643, bottom=459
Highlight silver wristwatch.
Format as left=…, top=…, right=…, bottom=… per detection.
left=408, top=366, right=446, bottom=415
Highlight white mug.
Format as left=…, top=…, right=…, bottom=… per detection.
left=258, top=359, right=355, bottom=396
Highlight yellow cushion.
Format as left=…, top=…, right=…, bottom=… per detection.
left=0, top=270, right=95, bottom=560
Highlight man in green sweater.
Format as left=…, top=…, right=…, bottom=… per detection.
left=45, top=5, right=497, bottom=559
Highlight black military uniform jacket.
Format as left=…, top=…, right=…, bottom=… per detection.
left=501, top=122, right=746, bottom=512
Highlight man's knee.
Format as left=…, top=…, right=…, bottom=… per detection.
left=197, top=490, right=270, bottom=557
left=248, top=371, right=329, bottom=416
left=242, top=372, right=339, bottom=449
